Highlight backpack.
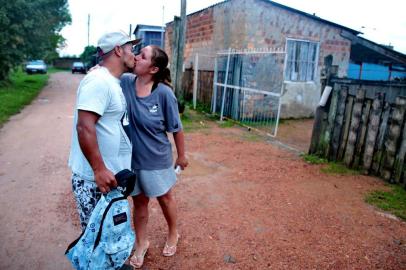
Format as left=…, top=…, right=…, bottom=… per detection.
left=65, top=170, right=136, bottom=270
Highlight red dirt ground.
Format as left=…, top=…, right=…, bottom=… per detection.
left=0, top=72, right=405, bottom=269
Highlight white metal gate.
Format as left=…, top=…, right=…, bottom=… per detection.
left=211, top=48, right=286, bottom=137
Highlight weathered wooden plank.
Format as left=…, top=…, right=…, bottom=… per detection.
left=317, top=109, right=330, bottom=155
left=403, top=165, right=406, bottom=188
left=309, top=84, right=332, bottom=156
left=394, top=117, right=406, bottom=183
left=371, top=102, right=391, bottom=175
left=323, top=88, right=339, bottom=158
left=343, top=88, right=366, bottom=166
left=337, top=96, right=354, bottom=161
left=353, top=99, right=372, bottom=169
left=381, top=97, right=406, bottom=181
left=309, top=106, right=327, bottom=154
left=328, top=86, right=348, bottom=161
left=362, top=97, right=383, bottom=173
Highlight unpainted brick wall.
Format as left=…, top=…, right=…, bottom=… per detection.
left=166, top=0, right=351, bottom=76
left=165, top=0, right=353, bottom=118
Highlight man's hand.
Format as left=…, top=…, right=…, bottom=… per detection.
left=94, top=167, right=117, bottom=193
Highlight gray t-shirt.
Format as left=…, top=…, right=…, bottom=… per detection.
left=120, top=73, right=182, bottom=170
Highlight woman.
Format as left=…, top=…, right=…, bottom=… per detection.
left=120, top=45, right=188, bottom=268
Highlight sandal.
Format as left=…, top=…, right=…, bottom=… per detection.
left=162, top=234, right=180, bottom=257
left=129, top=241, right=149, bottom=269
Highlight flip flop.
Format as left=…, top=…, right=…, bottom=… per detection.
left=162, top=234, right=180, bottom=257
left=129, top=241, right=149, bottom=269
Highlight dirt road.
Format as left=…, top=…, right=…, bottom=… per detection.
left=0, top=72, right=80, bottom=269
left=0, top=72, right=405, bottom=269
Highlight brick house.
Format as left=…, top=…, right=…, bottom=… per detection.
left=165, top=0, right=406, bottom=118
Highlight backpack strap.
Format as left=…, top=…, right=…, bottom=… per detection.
left=65, top=228, right=86, bottom=254
left=93, top=196, right=127, bottom=250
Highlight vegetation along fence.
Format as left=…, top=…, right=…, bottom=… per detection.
left=309, top=78, right=406, bottom=185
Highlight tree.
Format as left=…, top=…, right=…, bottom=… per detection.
left=80, top=45, right=97, bottom=68
left=0, top=0, right=71, bottom=81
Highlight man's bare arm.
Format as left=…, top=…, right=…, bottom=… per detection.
left=77, top=110, right=117, bottom=193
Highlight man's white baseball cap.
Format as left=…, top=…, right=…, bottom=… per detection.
left=97, top=30, right=141, bottom=56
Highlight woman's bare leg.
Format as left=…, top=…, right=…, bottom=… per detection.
left=132, top=194, right=150, bottom=252
left=157, top=189, right=178, bottom=246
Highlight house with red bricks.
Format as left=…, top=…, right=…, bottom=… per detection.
left=165, top=0, right=406, bottom=118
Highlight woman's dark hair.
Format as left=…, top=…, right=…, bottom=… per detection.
left=150, top=45, right=172, bottom=88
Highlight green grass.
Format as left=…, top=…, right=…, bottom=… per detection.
left=181, top=103, right=237, bottom=132
left=48, top=67, right=68, bottom=73
left=302, top=154, right=328, bottom=164
left=217, top=119, right=235, bottom=128
left=240, top=119, right=277, bottom=127
left=181, top=106, right=210, bottom=132
left=181, top=104, right=268, bottom=140
left=301, top=154, right=360, bottom=175
left=321, top=162, right=361, bottom=175
left=365, top=184, right=406, bottom=220
left=186, top=101, right=211, bottom=114
left=0, top=69, right=49, bottom=126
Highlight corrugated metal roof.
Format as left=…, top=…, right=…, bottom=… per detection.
left=134, top=24, right=165, bottom=35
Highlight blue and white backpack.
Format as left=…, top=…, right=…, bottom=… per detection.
left=65, top=170, right=136, bottom=270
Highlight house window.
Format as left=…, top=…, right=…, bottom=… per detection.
left=145, top=31, right=162, bottom=46
left=149, top=38, right=162, bottom=46
left=285, top=39, right=319, bottom=82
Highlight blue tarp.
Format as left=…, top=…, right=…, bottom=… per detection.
left=347, top=63, right=406, bottom=81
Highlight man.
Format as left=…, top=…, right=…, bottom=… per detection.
left=68, top=30, right=140, bottom=229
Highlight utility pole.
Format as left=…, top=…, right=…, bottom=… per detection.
left=87, top=14, right=90, bottom=47
left=161, top=4, right=165, bottom=48
left=129, top=24, right=132, bottom=38
left=171, top=16, right=180, bottom=94
left=174, top=0, right=187, bottom=99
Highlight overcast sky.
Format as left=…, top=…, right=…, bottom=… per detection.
left=59, top=0, right=406, bottom=56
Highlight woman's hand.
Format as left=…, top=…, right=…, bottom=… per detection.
left=175, top=155, right=189, bottom=170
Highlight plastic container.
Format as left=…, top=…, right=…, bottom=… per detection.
left=174, top=165, right=181, bottom=175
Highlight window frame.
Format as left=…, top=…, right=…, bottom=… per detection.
left=284, top=38, right=320, bottom=82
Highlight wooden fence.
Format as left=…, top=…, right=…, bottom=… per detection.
left=309, top=78, right=406, bottom=185
left=182, top=68, right=214, bottom=108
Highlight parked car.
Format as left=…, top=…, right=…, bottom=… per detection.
left=72, top=62, right=87, bottom=74
left=25, top=60, right=47, bottom=74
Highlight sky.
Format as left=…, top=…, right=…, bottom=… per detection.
left=58, top=0, right=406, bottom=56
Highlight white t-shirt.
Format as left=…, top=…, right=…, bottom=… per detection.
left=68, top=67, right=132, bottom=181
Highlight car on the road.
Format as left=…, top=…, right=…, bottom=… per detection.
left=25, top=60, right=47, bottom=74
left=71, top=62, right=87, bottom=74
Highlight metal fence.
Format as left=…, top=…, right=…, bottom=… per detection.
left=211, top=48, right=286, bottom=137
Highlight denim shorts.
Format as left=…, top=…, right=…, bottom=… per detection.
left=130, top=166, right=177, bottom=198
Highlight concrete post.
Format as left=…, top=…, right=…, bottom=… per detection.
left=193, top=53, right=199, bottom=109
